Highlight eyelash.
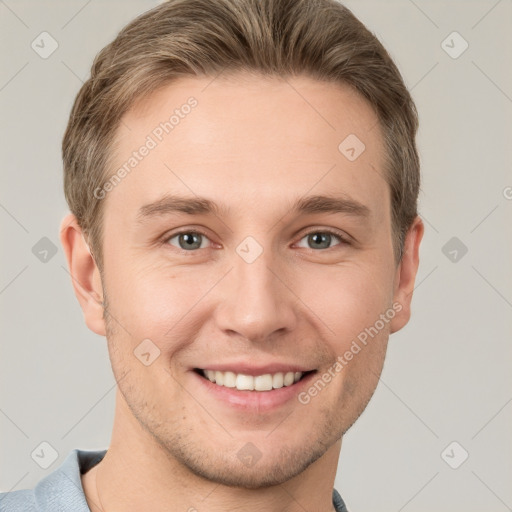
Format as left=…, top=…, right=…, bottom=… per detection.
left=161, top=228, right=351, bottom=254
left=297, top=228, right=351, bottom=249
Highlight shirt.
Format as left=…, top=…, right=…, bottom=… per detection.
left=0, top=449, right=349, bottom=511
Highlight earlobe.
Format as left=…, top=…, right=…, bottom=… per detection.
left=59, top=213, right=106, bottom=336
left=389, top=215, right=425, bottom=334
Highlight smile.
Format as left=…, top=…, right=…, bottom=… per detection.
left=195, top=368, right=315, bottom=391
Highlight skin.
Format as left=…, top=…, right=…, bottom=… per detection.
left=60, top=72, right=424, bottom=512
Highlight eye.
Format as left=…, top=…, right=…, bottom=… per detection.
left=165, top=230, right=212, bottom=251
left=296, top=229, right=349, bottom=250
left=162, top=228, right=349, bottom=253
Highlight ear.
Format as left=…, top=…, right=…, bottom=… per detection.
left=389, top=215, right=424, bottom=334
left=59, top=213, right=106, bottom=336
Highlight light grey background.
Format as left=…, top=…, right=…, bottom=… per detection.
left=1, top=1, right=511, bottom=511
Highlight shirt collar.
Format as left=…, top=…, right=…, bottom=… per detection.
left=34, top=448, right=107, bottom=512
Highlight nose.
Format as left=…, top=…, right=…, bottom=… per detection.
left=213, top=246, right=298, bottom=343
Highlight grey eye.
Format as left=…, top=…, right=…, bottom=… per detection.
left=296, top=231, right=343, bottom=250
left=167, top=232, right=208, bottom=251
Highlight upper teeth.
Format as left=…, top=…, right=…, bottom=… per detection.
left=203, top=370, right=303, bottom=391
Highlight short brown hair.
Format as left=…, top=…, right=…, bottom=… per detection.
left=62, top=0, right=420, bottom=270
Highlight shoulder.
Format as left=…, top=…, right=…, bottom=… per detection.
left=0, top=489, right=37, bottom=511
left=0, top=448, right=107, bottom=512
left=333, top=487, right=350, bottom=512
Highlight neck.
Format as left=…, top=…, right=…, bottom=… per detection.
left=83, top=390, right=341, bottom=512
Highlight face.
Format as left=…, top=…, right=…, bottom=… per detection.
left=88, top=73, right=418, bottom=488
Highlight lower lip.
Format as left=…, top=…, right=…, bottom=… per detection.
left=192, top=370, right=317, bottom=412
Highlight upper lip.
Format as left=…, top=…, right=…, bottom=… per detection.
left=194, top=363, right=316, bottom=376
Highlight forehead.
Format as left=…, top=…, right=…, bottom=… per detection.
left=106, top=73, right=389, bottom=226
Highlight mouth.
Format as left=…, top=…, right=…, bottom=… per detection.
left=193, top=368, right=317, bottom=392
left=190, top=363, right=319, bottom=412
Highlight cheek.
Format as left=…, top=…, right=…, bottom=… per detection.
left=109, top=259, right=181, bottom=319
left=297, top=262, right=393, bottom=347
left=104, top=248, right=394, bottom=358
left=105, top=262, right=217, bottom=355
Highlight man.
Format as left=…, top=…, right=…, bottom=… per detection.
left=0, top=0, right=423, bottom=510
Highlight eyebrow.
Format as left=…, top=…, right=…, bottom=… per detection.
left=136, top=193, right=371, bottom=223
